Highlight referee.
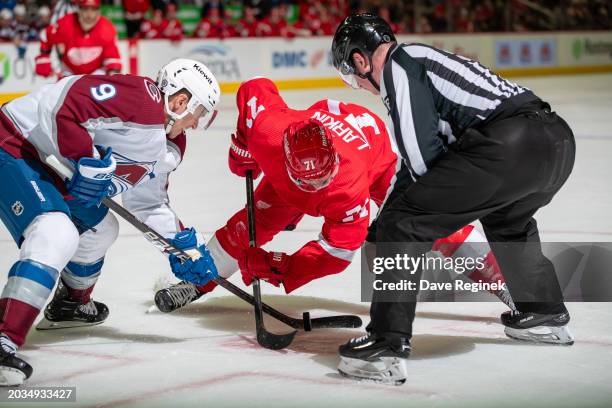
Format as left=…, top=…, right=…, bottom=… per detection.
left=331, top=14, right=576, bottom=385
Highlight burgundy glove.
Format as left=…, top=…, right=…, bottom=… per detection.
left=35, top=54, right=52, bottom=78
left=228, top=132, right=261, bottom=178
left=239, top=247, right=289, bottom=287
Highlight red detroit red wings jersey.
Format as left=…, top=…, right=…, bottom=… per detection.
left=41, top=13, right=121, bottom=75
left=233, top=78, right=398, bottom=291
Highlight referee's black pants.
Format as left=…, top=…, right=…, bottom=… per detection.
left=368, top=103, right=576, bottom=339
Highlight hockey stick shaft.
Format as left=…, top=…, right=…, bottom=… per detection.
left=45, top=156, right=361, bottom=330
left=245, top=171, right=297, bottom=349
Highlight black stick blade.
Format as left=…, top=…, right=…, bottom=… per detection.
left=257, top=329, right=298, bottom=350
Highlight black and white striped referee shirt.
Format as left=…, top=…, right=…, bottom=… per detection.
left=380, top=43, right=539, bottom=178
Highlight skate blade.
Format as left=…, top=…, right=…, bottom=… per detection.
left=337, top=356, right=407, bottom=386
left=0, top=367, right=26, bottom=386
left=505, top=325, right=574, bottom=345
left=35, top=318, right=105, bottom=331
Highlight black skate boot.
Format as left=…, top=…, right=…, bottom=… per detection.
left=338, top=333, right=410, bottom=385
left=0, top=334, right=33, bottom=386
left=155, top=281, right=204, bottom=313
left=501, top=309, right=574, bottom=345
left=36, top=279, right=109, bottom=330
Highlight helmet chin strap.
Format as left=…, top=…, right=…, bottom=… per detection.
left=365, top=72, right=380, bottom=92
left=165, top=118, right=175, bottom=134
left=356, top=55, right=380, bottom=92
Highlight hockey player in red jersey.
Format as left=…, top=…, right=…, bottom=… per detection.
left=0, top=59, right=220, bottom=385
left=35, top=0, right=122, bottom=79
left=155, top=77, right=514, bottom=313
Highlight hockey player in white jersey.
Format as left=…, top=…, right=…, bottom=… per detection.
left=0, top=59, right=220, bottom=385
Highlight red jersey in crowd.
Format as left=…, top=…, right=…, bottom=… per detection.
left=235, top=18, right=258, bottom=37
left=139, top=10, right=168, bottom=39
left=37, top=12, right=121, bottom=77
left=192, top=17, right=233, bottom=39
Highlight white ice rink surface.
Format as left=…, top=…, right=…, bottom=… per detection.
left=1, top=74, right=611, bottom=407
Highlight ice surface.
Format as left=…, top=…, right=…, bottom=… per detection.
left=0, top=74, right=611, bottom=407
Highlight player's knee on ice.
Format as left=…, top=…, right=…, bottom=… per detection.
left=20, top=212, right=80, bottom=272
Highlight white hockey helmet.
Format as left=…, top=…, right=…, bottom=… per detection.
left=156, top=58, right=221, bottom=133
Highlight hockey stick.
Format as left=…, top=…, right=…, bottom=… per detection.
left=45, top=156, right=362, bottom=332
left=245, top=170, right=297, bottom=349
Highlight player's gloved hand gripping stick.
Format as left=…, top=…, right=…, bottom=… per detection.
left=45, top=155, right=362, bottom=334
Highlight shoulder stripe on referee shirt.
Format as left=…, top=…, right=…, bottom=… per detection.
left=410, top=43, right=523, bottom=97
left=404, top=44, right=506, bottom=99
left=384, top=48, right=445, bottom=176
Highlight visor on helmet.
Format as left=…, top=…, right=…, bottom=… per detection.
left=337, top=70, right=360, bottom=90
left=196, top=108, right=218, bottom=130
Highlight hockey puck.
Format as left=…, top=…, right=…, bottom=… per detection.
left=303, top=312, right=312, bottom=331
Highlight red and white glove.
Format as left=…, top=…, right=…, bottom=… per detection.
left=238, top=247, right=289, bottom=287
left=35, top=54, right=53, bottom=78
left=228, top=131, right=261, bottom=178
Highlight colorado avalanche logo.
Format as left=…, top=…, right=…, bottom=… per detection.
left=144, top=79, right=161, bottom=103
left=108, top=152, right=157, bottom=196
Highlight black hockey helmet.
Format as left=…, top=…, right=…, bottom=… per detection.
left=331, top=13, right=396, bottom=88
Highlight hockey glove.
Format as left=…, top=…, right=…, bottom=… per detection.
left=34, top=54, right=53, bottom=78
left=67, top=146, right=116, bottom=208
left=239, top=247, right=289, bottom=288
left=228, top=131, right=261, bottom=178
left=169, top=228, right=218, bottom=286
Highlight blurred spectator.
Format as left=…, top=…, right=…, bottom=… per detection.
left=36, top=0, right=121, bottom=78
left=454, top=5, right=474, bottom=32
left=139, top=8, right=168, bottom=38
left=28, top=6, right=52, bottom=41
left=164, top=3, right=183, bottom=41
left=0, top=8, right=13, bottom=41
left=201, top=0, right=223, bottom=20
left=418, top=15, right=432, bottom=33
left=12, top=4, right=30, bottom=39
left=280, top=1, right=310, bottom=38
left=140, top=3, right=182, bottom=41
left=378, top=6, right=402, bottom=33
left=11, top=4, right=29, bottom=57
left=256, top=4, right=287, bottom=37
left=0, top=0, right=609, bottom=43
left=305, top=6, right=336, bottom=36
left=123, top=0, right=150, bottom=38
left=473, top=0, right=494, bottom=31
left=193, top=4, right=233, bottom=38
left=235, top=3, right=259, bottom=37
left=430, top=3, right=448, bottom=32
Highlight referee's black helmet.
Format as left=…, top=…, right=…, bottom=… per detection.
left=331, top=14, right=396, bottom=79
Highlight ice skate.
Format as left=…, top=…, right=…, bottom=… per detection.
left=0, top=334, right=32, bottom=386
left=36, top=280, right=109, bottom=330
left=337, top=333, right=410, bottom=385
left=155, top=280, right=204, bottom=313
left=502, top=310, right=574, bottom=345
